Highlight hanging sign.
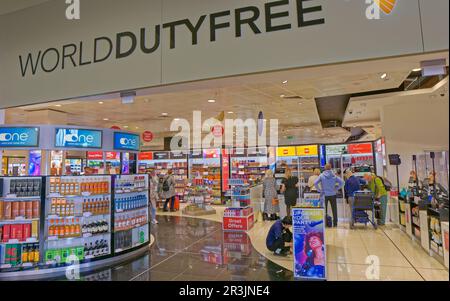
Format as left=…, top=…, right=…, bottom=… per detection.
left=142, top=131, right=154, bottom=143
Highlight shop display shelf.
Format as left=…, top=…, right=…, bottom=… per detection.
left=0, top=218, right=39, bottom=224
left=115, top=206, right=148, bottom=213
left=114, top=241, right=147, bottom=254
left=46, top=235, right=83, bottom=241
left=2, top=196, right=41, bottom=201
left=114, top=189, right=147, bottom=194
left=0, top=262, right=39, bottom=270
left=47, top=192, right=110, bottom=198
left=113, top=222, right=148, bottom=233
left=1, top=237, right=38, bottom=245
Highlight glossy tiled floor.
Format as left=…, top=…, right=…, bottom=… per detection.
left=62, top=205, right=448, bottom=281
left=70, top=215, right=293, bottom=281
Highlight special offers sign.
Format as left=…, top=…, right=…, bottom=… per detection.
left=0, top=0, right=445, bottom=108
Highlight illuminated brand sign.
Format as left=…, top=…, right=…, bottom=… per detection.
left=0, top=127, right=39, bottom=147
left=114, top=132, right=140, bottom=151
left=55, top=128, right=102, bottom=148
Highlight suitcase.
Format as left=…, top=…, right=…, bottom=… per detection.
left=172, top=196, right=180, bottom=211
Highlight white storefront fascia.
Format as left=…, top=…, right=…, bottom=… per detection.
left=0, top=0, right=448, bottom=108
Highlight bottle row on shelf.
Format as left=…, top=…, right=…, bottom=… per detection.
left=0, top=200, right=40, bottom=221
left=114, top=175, right=146, bottom=192
left=8, top=178, right=41, bottom=198
left=48, top=218, right=81, bottom=239
left=49, top=177, right=110, bottom=196
left=114, top=209, right=147, bottom=232
left=1, top=222, right=39, bottom=243
left=115, top=194, right=147, bottom=212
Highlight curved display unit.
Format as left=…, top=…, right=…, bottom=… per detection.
left=0, top=174, right=150, bottom=280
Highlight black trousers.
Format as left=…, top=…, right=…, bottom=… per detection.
left=164, top=196, right=175, bottom=210
left=267, top=229, right=293, bottom=254
left=325, top=195, right=338, bottom=227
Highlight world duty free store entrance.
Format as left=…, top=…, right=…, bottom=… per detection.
left=0, top=0, right=449, bottom=283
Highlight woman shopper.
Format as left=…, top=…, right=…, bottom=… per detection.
left=307, top=168, right=321, bottom=192
left=281, top=168, right=299, bottom=217
left=149, top=171, right=160, bottom=224
left=262, top=169, right=280, bottom=221
left=162, top=169, right=176, bottom=212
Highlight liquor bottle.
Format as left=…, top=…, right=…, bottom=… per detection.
left=22, top=245, right=29, bottom=263
left=74, top=218, right=80, bottom=236
left=33, top=246, right=39, bottom=263
left=48, top=220, right=55, bottom=237
left=64, top=219, right=70, bottom=237
left=70, top=218, right=76, bottom=236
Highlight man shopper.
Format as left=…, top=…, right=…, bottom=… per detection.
left=364, top=173, right=388, bottom=226
left=344, top=170, right=366, bottom=223
left=314, top=164, right=344, bottom=227
left=266, top=216, right=293, bottom=256
left=162, top=169, right=176, bottom=212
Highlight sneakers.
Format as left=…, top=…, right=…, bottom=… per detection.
left=152, top=219, right=159, bottom=225
left=273, top=249, right=289, bottom=257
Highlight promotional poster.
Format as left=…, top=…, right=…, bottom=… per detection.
left=293, top=208, right=326, bottom=280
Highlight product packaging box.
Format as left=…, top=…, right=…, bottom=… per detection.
left=11, top=202, right=19, bottom=219
left=19, top=202, right=26, bottom=217
left=61, top=248, right=70, bottom=263
left=2, top=224, right=11, bottom=242
left=23, top=224, right=31, bottom=240
left=45, top=250, right=54, bottom=262
left=5, top=244, right=21, bottom=266
left=4, top=202, right=12, bottom=220
left=11, top=224, right=24, bottom=241
left=53, top=249, right=62, bottom=264
left=26, top=201, right=33, bottom=219
left=0, top=245, right=3, bottom=265
left=32, top=201, right=40, bottom=219
left=76, top=247, right=84, bottom=260
left=0, top=226, right=3, bottom=242
left=31, top=220, right=39, bottom=238
left=0, top=200, right=4, bottom=220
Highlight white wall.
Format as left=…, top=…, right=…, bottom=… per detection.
left=382, top=96, right=449, bottom=189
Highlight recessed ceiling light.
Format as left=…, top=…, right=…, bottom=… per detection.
left=208, top=99, right=216, bottom=103
left=380, top=73, right=388, bottom=80
left=124, top=126, right=129, bottom=128
left=103, top=118, right=109, bottom=121
left=135, top=127, right=139, bottom=129
left=174, top=118, right=180, bottom=121
left=98, top=101, right=104, bottom=104
left=228, top=111, right=234, bottom=114
left=282, top=80, right=288, bottom=84
left=161, top=113, right=169, bottom=116
left=412, top=68, right=422, bottom=72
left=54, top=104, right=62, bottom=107
left=298, top=102, right=303, bottom=105
left=280, top=94, right=286, bottom=98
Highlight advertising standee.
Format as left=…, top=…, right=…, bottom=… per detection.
left=292, top=207, right=326, bottom=280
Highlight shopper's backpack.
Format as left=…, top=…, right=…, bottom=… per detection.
left=162, top=177, right=170, bottom=192
left=377, top=176, right=392, bottom=191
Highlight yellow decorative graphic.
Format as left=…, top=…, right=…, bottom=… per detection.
left=374, top=0, right=397, bottom=15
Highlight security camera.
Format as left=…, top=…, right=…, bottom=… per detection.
left=440, top=93, right=446, bottom=97
left=349, top=110, right=353, bottom=115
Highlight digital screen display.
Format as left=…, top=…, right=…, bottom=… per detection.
left=114, top=132, right=140, bottom=151
left=55, top=128, right=102, bottom=149
left=0, top=127, right=39, bottom=147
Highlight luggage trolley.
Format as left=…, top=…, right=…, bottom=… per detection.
left=350, top=191, right=378, bottom=229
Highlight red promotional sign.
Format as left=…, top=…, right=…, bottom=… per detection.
left=348, top=143, right=373, bottom=154
left=204, top=149, right=220, bottom=159
left=211, top=125, right=224, bottom=138
left=106, top=152, right=119, bottom=160
left=110, top=126, right=121, bottom=130
left=138, top=152, right=153, bottom=161
left=87, top=152, right=103, bottom=160
left=142, top=131, right=154, bottom=142
left=223, top=215, right=254, bottom=231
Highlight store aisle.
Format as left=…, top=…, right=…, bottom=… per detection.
left=59, top=215, right=293, bottom=281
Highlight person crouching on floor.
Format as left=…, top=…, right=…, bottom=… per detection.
left=266, top=216, right=293, bottom=256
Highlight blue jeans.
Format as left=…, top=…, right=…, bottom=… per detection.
left=164, top=196, right=175, bottom=211
left=150, top=203, right=157, bottom=220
